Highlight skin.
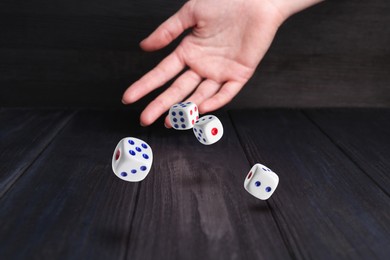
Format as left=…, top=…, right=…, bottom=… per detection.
left=122, top=0, right=324, bottom=127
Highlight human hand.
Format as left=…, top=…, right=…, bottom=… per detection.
left=122, top=0, right=322, bottom=127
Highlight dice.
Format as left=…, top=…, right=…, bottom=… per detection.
left=112, top=137, right=153, bottom=182
left=193, top=115, right=224, bottom=145
left=169, top=101, right=199, bottom=130
left=244, top=164, right=279, bottom=200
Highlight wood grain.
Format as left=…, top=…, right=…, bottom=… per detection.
left=1, top=108, right=389, bottom=259
left=126, top=112, right=291, bottom=259
left=0, top=110, right=145, bottom=259
left=230, top=109, right=390, bottom=259
left=0, top=109, right=74, bottom=197
left=305, top=109, right=390, bottom=195
left=0, top=0, right=389, bottom=107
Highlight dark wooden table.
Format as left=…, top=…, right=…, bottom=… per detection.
left=0, top=108, right=389, bottom=259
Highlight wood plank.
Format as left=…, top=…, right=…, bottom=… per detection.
left=0, top=109, right=144, bottom=259
left=0, top=0, right=184, bottom=17
left=305, top=109, right=390, bottom=195
left=1, top=1, right=390, bottom=108
left=0, top=14, right=158, bottom=50
left=1, top=50, right=389, bottom=108
left=0, top=108, right=74, bottom=197
left=125, top=112, right=291, bottom=259
left=230, top=109, right=390, bottom=259
left=0, top=48, right=171, bottom=108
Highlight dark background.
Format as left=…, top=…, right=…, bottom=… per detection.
left=0, top=0, right=389, bottom=109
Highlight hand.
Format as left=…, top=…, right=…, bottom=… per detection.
left=122, top=0, right=290, bottom=127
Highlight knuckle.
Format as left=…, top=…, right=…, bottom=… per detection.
left=153, top=98, right=169, bottom=111
left=161, top=28, right=175, bottom=43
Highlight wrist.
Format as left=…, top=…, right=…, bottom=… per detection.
left=268, top=0, right=325, bottom=20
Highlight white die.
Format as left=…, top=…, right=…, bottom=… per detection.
left=169, top=101, right=199, bottom=130
left=112, top=137, right=153, bottom=182
left=244, top=164, right=279, bottom=200
left=193, top=115, right=224, bottom=145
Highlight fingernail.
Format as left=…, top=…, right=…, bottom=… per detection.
left=164, top=123, right=169, bottom=128
left=140, top=122, right=145, bottom=127
left=121, top=99, right=127, bottom=104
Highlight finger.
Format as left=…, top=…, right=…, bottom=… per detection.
left=199, top=81, right=245, bottom=112
left=122, top=50, right=185, bottom=104
left=164, top=79, right=220, bottom=128
left=140, top=1, right=196, bottom=51
left=164, top=115, right=172, bottom=128
left=185, top=79, right=221, bottom=114
left=140, top=70, right=202, bottom=126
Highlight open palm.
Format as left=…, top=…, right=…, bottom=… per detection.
left=122, top=0, right=285, bottom=127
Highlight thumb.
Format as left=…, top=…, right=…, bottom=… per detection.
left=140, top=1, right=196, bottom=51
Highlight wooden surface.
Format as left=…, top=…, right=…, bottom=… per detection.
left=0, top=0, right=389, bottom=108
left=0, top=108, right=389, bottom=259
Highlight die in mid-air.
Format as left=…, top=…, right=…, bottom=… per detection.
left=244, top=163, right=279, bottom=200
left=193, top=115, right=223, bottom=145
left=169, top=101, right=199, bottom=130
left=112, top=137, right=153, bottom=182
